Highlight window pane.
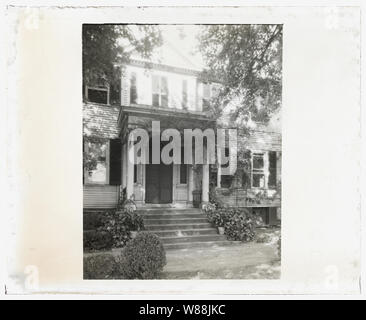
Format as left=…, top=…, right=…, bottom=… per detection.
left=252, top=173, right=265, bottom=188
left=152, top=75, right=160, bottom=94
left=88, top=88, right=108, bottom=104
left=161, top=77, right=168, bottom=94
left=253, top=154, right=264, bottom=169
left=161, top=94, right=168, bottom=108
left=152, top=94, right=160, bottom=107
left=87, top=142, right=107, bottom=184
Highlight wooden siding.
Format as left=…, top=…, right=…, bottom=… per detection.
left=83, top=185, right=119, bottom=209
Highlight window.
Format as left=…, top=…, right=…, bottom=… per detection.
left=85, top=141, right=108, bottom=184
left=130, top=72, right=137, bottom=104
left=182, top=80, right=188, bottom=109
left=202, top=83, right=211, bottom=110
left=268, top=151, right=277, bottom=188
left=252, top=153, right=265, bottom=188
left=86, top=86, right=109, bottom=104
left=152, top=75, right=168, bottom=107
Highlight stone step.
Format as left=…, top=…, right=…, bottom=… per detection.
left=148, top=228, right=218, bottom=238
left=137, top=208, right=202, bottom=215
left=163, top=240, right=236, bottom=251
left=159, top=234, right=226, bottom=245
left=145, top=223, right=213, bottom=231
left=144, top=217, right=209, bottom=225
left=141, top=213, right=207, bottom=219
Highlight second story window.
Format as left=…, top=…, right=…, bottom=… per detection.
left=202, top=83, right=211, bottom=110
left=85, top=86, right=110, bottom=105
left=152, top=75, right=168, bottom=107
left=182, top=80, right=188, bottom=109
left=130, top=72, right=137, bottom=104
left=252, top=153, right=265, bottom=188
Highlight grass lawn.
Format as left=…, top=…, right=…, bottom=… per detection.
left=162, top=230, right=280, bottom=279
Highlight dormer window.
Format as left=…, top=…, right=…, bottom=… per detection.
left=152, top=75, right=168, bottom=107
left=85, top=86, right=110, bottom=105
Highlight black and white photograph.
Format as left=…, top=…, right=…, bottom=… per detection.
left=82, top=24, right=282, bottom=280
left=2, top=3, right=363, bottom=300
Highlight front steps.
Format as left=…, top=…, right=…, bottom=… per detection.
left=137, top=208, right=229, bottom=250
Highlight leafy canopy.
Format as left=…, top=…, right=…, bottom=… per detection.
left=83, top=24, right=162, bottom=94
left=198, top=25, right=282, bottom=123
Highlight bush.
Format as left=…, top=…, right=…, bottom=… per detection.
left=83, top=253, right=118, bottom=279
left=277, top=235, right=281, bottom=258
left=117, top=232, right=166, bottom=279
left=224, top=209, right=256, bottom=242
left=83, top=230, right=113, bottom=251
left=209, top=209, right=230, bottom=227
left=98, top=210, right=145, bottom=248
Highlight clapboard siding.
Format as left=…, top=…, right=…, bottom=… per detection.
left=83, top=185, right=119, bottom=209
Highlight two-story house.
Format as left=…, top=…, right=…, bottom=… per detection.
left=83, top=45, right=281, bottom=226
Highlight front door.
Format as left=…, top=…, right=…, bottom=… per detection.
left=145, top=163, right=173, bottom=204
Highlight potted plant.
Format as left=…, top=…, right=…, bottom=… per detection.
left=212, top=210, right=227, bottom=235
left=126, top=212, right=144, bottom=239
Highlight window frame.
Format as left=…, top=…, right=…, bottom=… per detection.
left=85, top=85, right=110, bottom=105
left=84, top=140, right=110, bottom=185
left=251, top=152, right=266, bottom=189
left=152, top=75, right=169, bottom=108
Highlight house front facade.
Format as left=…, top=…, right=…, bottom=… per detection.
left=83, top=56, right=281, bottom=225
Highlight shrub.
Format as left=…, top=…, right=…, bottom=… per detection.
left=83, top=230, right=113, bottom=251
left=117, top=232, right=166, bottom=279
left=124, top=211, right=145, bottom=232
left=99, top=210, right=132, bottom=248
left=210, top=209, right=230, bottom=227
left=224, top=209, right=256, bottom=242
left=83, top=253, right=118, bottom=279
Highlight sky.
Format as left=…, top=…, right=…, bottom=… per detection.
left=130, top=25, right=206, bottom=71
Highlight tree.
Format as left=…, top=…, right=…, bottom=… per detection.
left=82, top=24, right=162, bottom=104
left=198, top=25, right=282, bottom=123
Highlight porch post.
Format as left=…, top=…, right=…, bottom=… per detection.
left=126, top=140, right=134, bottom=199
left=217, top=165, right=221, bottom=188
left=202, top=164, right=209, bottom=203
left=122, top=143, right=127, bottom=189
left=188, top=165, right=194, bottom=204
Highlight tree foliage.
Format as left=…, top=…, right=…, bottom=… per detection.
left=198, top=25, right=282, bottom=123
left=82, top=24, right=162, bottom=102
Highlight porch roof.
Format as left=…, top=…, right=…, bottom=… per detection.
left=83, top=102, right=120, bottom=139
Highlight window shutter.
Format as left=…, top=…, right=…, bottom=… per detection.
left=121, top=73, right=130, bottom=106
left=109, top=139, right=122, bottom=185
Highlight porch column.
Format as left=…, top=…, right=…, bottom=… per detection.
left=188, top=165, right=194, bottom=203
left=122, top=143, right=127, bottom=189
left=217, top=165, right=221, bottom=188
left=126, top=140, right=134, bottom=199
left=202, top=164, right=209, bottom=203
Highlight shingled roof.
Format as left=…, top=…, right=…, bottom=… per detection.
left=83, top=103, right=120, bottom=139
